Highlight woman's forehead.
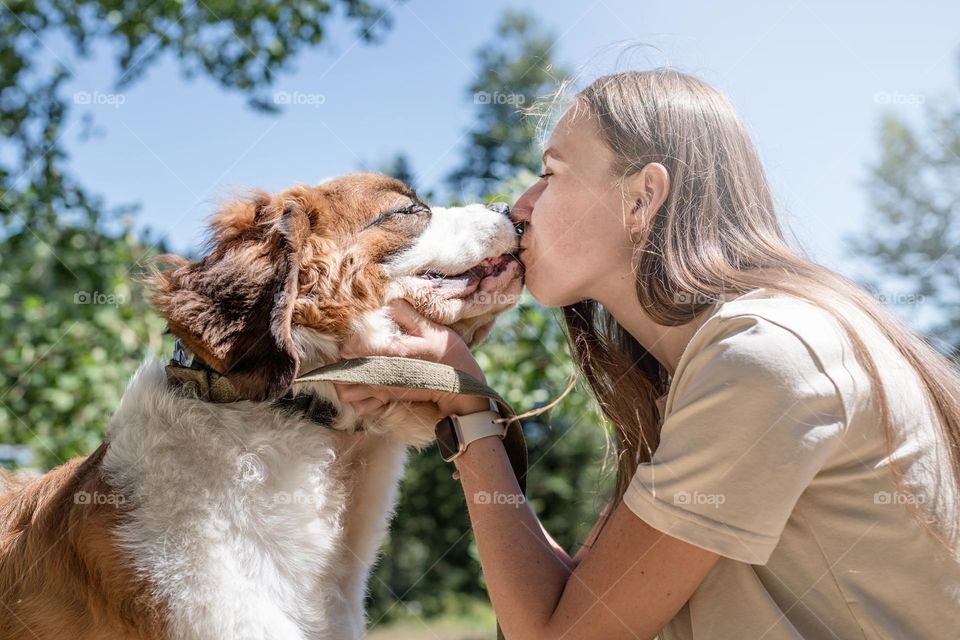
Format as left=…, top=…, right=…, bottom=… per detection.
left=546, top=112, right=609, bottom=165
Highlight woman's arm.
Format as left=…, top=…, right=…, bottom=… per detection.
left=570, top=499, right=613, bottom=566
left=538, top=519, right=577, bottom=573
left=538, top=499, right=612, bottom=572
left=455, top=436, right=720, bottom=640
left=333, top=300, right=720, bottom=637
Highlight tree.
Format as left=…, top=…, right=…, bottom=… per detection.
left=0, top=1, right=401, bottom=467
left=367, top=11, right=616, bottom=626
left=851, top=97, right=960, bottom=357
left=445, top=11, right=568, bottom=200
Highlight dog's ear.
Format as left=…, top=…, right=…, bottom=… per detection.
left=149, top=190, right=315, bottom=401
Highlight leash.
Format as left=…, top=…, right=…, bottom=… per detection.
left=296, top=356, right=527, bottom=492
left=166, top=350, right=526, bottom=639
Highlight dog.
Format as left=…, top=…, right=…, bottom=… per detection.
left=0, top=173, right=523, bottom=639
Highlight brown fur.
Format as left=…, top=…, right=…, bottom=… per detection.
left=150, top=174, right=425, bottom=401
left=0, top=444, right=168, bottom=639
left=0, top=173, right=434, bottom=639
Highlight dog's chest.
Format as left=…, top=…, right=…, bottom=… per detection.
left=102, top=364, right=402, bottom=639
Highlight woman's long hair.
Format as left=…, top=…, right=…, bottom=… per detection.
left=550, top=69, right=960, bottom=550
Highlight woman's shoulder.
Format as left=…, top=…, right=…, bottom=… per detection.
left=712, top=288, right=856, bottom=348
left=685, top=287, right=937, bottom=441
left=675, top=288, right=872, bottom=423
left=685, top=288, right=859, bottom=370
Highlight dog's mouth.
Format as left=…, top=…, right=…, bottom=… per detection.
left=415, top=254, right=521, bottom=298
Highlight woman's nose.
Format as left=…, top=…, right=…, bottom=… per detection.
left=510, top=198, right=534, bottom=230
left=510, top=184, right=539, bottom=226
left=508, top=204, right=528, bottom=224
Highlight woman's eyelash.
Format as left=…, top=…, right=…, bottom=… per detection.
left=538, top=172, right=552, bottom=179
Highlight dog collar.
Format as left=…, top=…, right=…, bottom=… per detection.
left=164, top=339, right=351, bottom=431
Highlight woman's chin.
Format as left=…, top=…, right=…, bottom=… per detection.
left=524, top=279, right=576, bottom=309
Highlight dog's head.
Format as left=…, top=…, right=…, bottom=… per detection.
left=149, top=173, right=523, bottom=401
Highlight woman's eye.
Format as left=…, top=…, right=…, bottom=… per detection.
left=538, top=172, right=553, bottom=179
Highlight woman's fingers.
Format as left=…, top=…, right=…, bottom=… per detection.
left=339, top=303, right=426, bottom=360
left=353, top=397, right=385, bottom=416
left=335, top=382, right=452, bottom=411
left=334, top=383, right=374, bottom=402
left=387, top=298, right=436, bottom=337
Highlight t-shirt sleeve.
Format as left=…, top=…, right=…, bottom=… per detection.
left=623, top=312, right=849, bottom=565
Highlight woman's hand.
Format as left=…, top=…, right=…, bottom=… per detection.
left=333, top=299, right=490, bottom=418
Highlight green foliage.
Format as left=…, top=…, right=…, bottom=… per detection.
left=851, top=101, right=960, bottom=355
left=445, top=11, right=567, bottom=200
left=368, top=277, right=613, bottom=625
left=368, top=13, right=615, bottom=625
left=0, top=224, right=167, bottom=468
left=2, top=0, right=396, bottom=112
left=2, top=1, right=613, bottom=628
left=1, top=1, right=401, bottom=463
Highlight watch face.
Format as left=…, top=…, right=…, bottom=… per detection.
left=435, top=416, right=461, bottom=461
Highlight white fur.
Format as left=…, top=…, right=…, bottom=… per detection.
left=346, top=308, right=403, bottom=354
left=384, top=204, right=517, bottom=278
left=102, top=358, right=434, bottom=640
left=294, top=326, right=341, bottom=365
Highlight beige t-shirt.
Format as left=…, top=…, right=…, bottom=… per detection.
left=623, top=288, right=960, bottom=639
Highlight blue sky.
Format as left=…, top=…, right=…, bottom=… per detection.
left=56, top=0, right=959, bottom=276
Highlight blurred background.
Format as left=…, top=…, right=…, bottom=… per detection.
left=1, top=1, right=958, bottom=637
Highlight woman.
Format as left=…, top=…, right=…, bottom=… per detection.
left=334, top=70, right=960, bottom=639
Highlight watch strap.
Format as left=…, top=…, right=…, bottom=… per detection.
left=454, top=410, right=506, bottom=449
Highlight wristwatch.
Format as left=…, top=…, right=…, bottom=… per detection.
left=435, top=400, right=507, bottom=462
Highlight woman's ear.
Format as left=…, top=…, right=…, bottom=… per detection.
left=148, top=192, right=313, bottom=401
left=625, top=161, right=670, bottom=238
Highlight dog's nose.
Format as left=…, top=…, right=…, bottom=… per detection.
left=485, top=202, right=511, bottom=217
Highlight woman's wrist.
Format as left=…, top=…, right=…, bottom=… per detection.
left=436, top=346, right=489, bottom=416
left=452, top=432, right=507, bottom=473
left=439, top=395, right=490, bottom=417
left=438, top=341, right=486, bottom=382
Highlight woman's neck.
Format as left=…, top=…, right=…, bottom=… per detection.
left=594, top=276, right=713, bottom=378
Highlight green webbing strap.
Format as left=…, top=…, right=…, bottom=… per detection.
left=296, top=356, right=528, bottom=494
left=297, top=356, right=527, bottom=640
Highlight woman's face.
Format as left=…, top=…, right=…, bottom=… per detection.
left=511, top=110, right=634, bottom=307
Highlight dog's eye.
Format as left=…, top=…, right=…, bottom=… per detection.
left=385, top=203, right=427, bottom=217
left=362, top=202, right=430, bottom=231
